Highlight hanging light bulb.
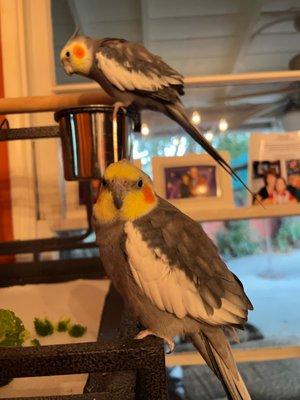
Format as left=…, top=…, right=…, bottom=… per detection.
left=204, top=130, right=213, bottom=142
left=191, top=110, right=201, bottom=125
left=141, top=123, right=150, bottom=136
left=219, top=118, right=228, bottom=132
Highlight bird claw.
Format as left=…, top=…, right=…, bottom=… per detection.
left=134, top=329, right=175, bottom=353
left=165, top=340, right=175, bottom=354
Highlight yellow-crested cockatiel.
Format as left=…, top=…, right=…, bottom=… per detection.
left=94, top=160, right=253, bottom=400
left=60, top=32, right=256, bottom=198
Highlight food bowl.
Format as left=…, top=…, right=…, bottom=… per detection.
left=55, top=105, right=135, bottom=181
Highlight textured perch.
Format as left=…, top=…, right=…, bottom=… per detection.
left=0, top=91, right=114, bottom=115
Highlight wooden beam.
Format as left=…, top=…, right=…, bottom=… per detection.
left=184, top=70, right=300, bottom=87
left=187, top=204, right=300, bottom=223
left=166, top=346, right=300, bottom=366
left=50, top=203, right=300, bottom=231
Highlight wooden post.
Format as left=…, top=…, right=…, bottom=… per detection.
left=0, top=12, right=14, bottom=263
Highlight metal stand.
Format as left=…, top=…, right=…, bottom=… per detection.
left=0, top=124, right=98, bottom=264
left=0, top=119, right=168, bottom=399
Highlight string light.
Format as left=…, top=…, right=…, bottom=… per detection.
left=219, top=118, right=228, bottom=132
left=191, top=111, right=201, bottom=125
left=141, top=123, right=150, bottom=136
left=204, top=130, right=213, bottom=142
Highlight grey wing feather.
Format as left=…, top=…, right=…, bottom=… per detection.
left=134, top=197, right=253, bottom=327
left=191, top=330, right=252, bottom=399
left=95, top=38, right=184, bottom=100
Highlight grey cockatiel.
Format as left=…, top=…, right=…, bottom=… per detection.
left=94, top=160, right=253, bottom=400
left=60, top=33, right=255, bottom=196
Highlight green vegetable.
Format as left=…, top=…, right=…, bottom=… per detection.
left=0, top=309, right=28, bottom=386
left=0, top=309, right=28, bottom=347
left=34, top=317, right=54, bottom=337
left=57, top=317, right=71, bottom=332
left=68, top=324, right=87, bottom=338
left=30, top=338, right=41, bottom=346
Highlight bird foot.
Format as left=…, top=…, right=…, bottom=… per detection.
left=112, top=101, right=127, bottom=122
left=134, top=329, right=175, bottom=354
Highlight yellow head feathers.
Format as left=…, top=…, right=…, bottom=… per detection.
left=60, top=37, right=93, bottom=76
left=94, top=160, right=158, bottom=222
left=104, top=159, right=145, bottom=181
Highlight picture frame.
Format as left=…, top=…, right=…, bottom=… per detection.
left=249, top=132, right=300, bottom=206
left=152, top=151, right=234, bottom=219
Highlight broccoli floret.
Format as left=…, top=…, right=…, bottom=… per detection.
left=34, top=318, right=54, bottom=337
left=68, top=324, right=87, bottom=338
left=57, top=317, right=71, bottom=332
left=30, top=338, right=41, bottom=346
left=0, top=309, right=28, bottom=347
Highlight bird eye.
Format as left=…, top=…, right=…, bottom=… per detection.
left=137, top=179, right=143, bottom=188
left=102, top=178, right=108, bottom=187
left=65, top=51, right=70, bottom=58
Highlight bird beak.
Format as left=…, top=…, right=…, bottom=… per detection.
left=60, top=53, right=73, bottom=75
left=61, top=60, right=73, bottom=75
left=111, top=181, right=126, bottom=210
left=113, top=195, right=123, bottom=210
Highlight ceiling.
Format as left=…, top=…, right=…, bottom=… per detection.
left=51, top=0, right=300, bottom=129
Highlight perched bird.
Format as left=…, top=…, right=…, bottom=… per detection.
left=94, top=160, right=253, bottom=400
left=60, top=32, right=254, bottom=196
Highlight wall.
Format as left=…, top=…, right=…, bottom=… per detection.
left=0, top=11, right=14, bottom=262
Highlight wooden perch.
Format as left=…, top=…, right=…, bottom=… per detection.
left=0, top=91, right=114, bottom=115
left=2, top=70, right=300, bottom=115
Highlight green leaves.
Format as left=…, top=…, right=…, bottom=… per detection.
left=57, top=317, right=71, bottom=332
left=0, top=309, right=27, bottom=347
left=34, top=318, right=54, bottom=337
left=68, top=324, right=87, bottom=338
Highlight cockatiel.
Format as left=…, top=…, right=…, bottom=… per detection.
left=60, top=32, right=254, bottom=197
left=94, top=159, right=253, bottom=400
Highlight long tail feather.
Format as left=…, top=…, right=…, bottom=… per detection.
left=190, top=329, right=251, bottom=400
left=165, top=103, right=258, bottom=202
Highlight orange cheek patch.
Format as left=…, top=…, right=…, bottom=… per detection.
left=143, top=184, right=155, bottom=203
left=73, top=45, right=85, bottom=59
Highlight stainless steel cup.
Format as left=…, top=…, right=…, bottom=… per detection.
left=55, top=105, right=134, bottom=181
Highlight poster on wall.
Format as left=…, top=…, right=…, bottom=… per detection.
left=249, top=132, right=300, bottom=205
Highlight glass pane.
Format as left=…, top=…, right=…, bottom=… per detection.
left=203, top=216, right=300, bottom=345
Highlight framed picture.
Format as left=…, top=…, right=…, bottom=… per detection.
left=152, top=152, right=234, bottom=219
left=249, top=132, right=300, bottom=205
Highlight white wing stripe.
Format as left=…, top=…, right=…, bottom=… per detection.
left=96, top=52, right=181, bottom=92
left=124, top=222, right=243, bottom=325
left=125, top=221, right=208, bottom=320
